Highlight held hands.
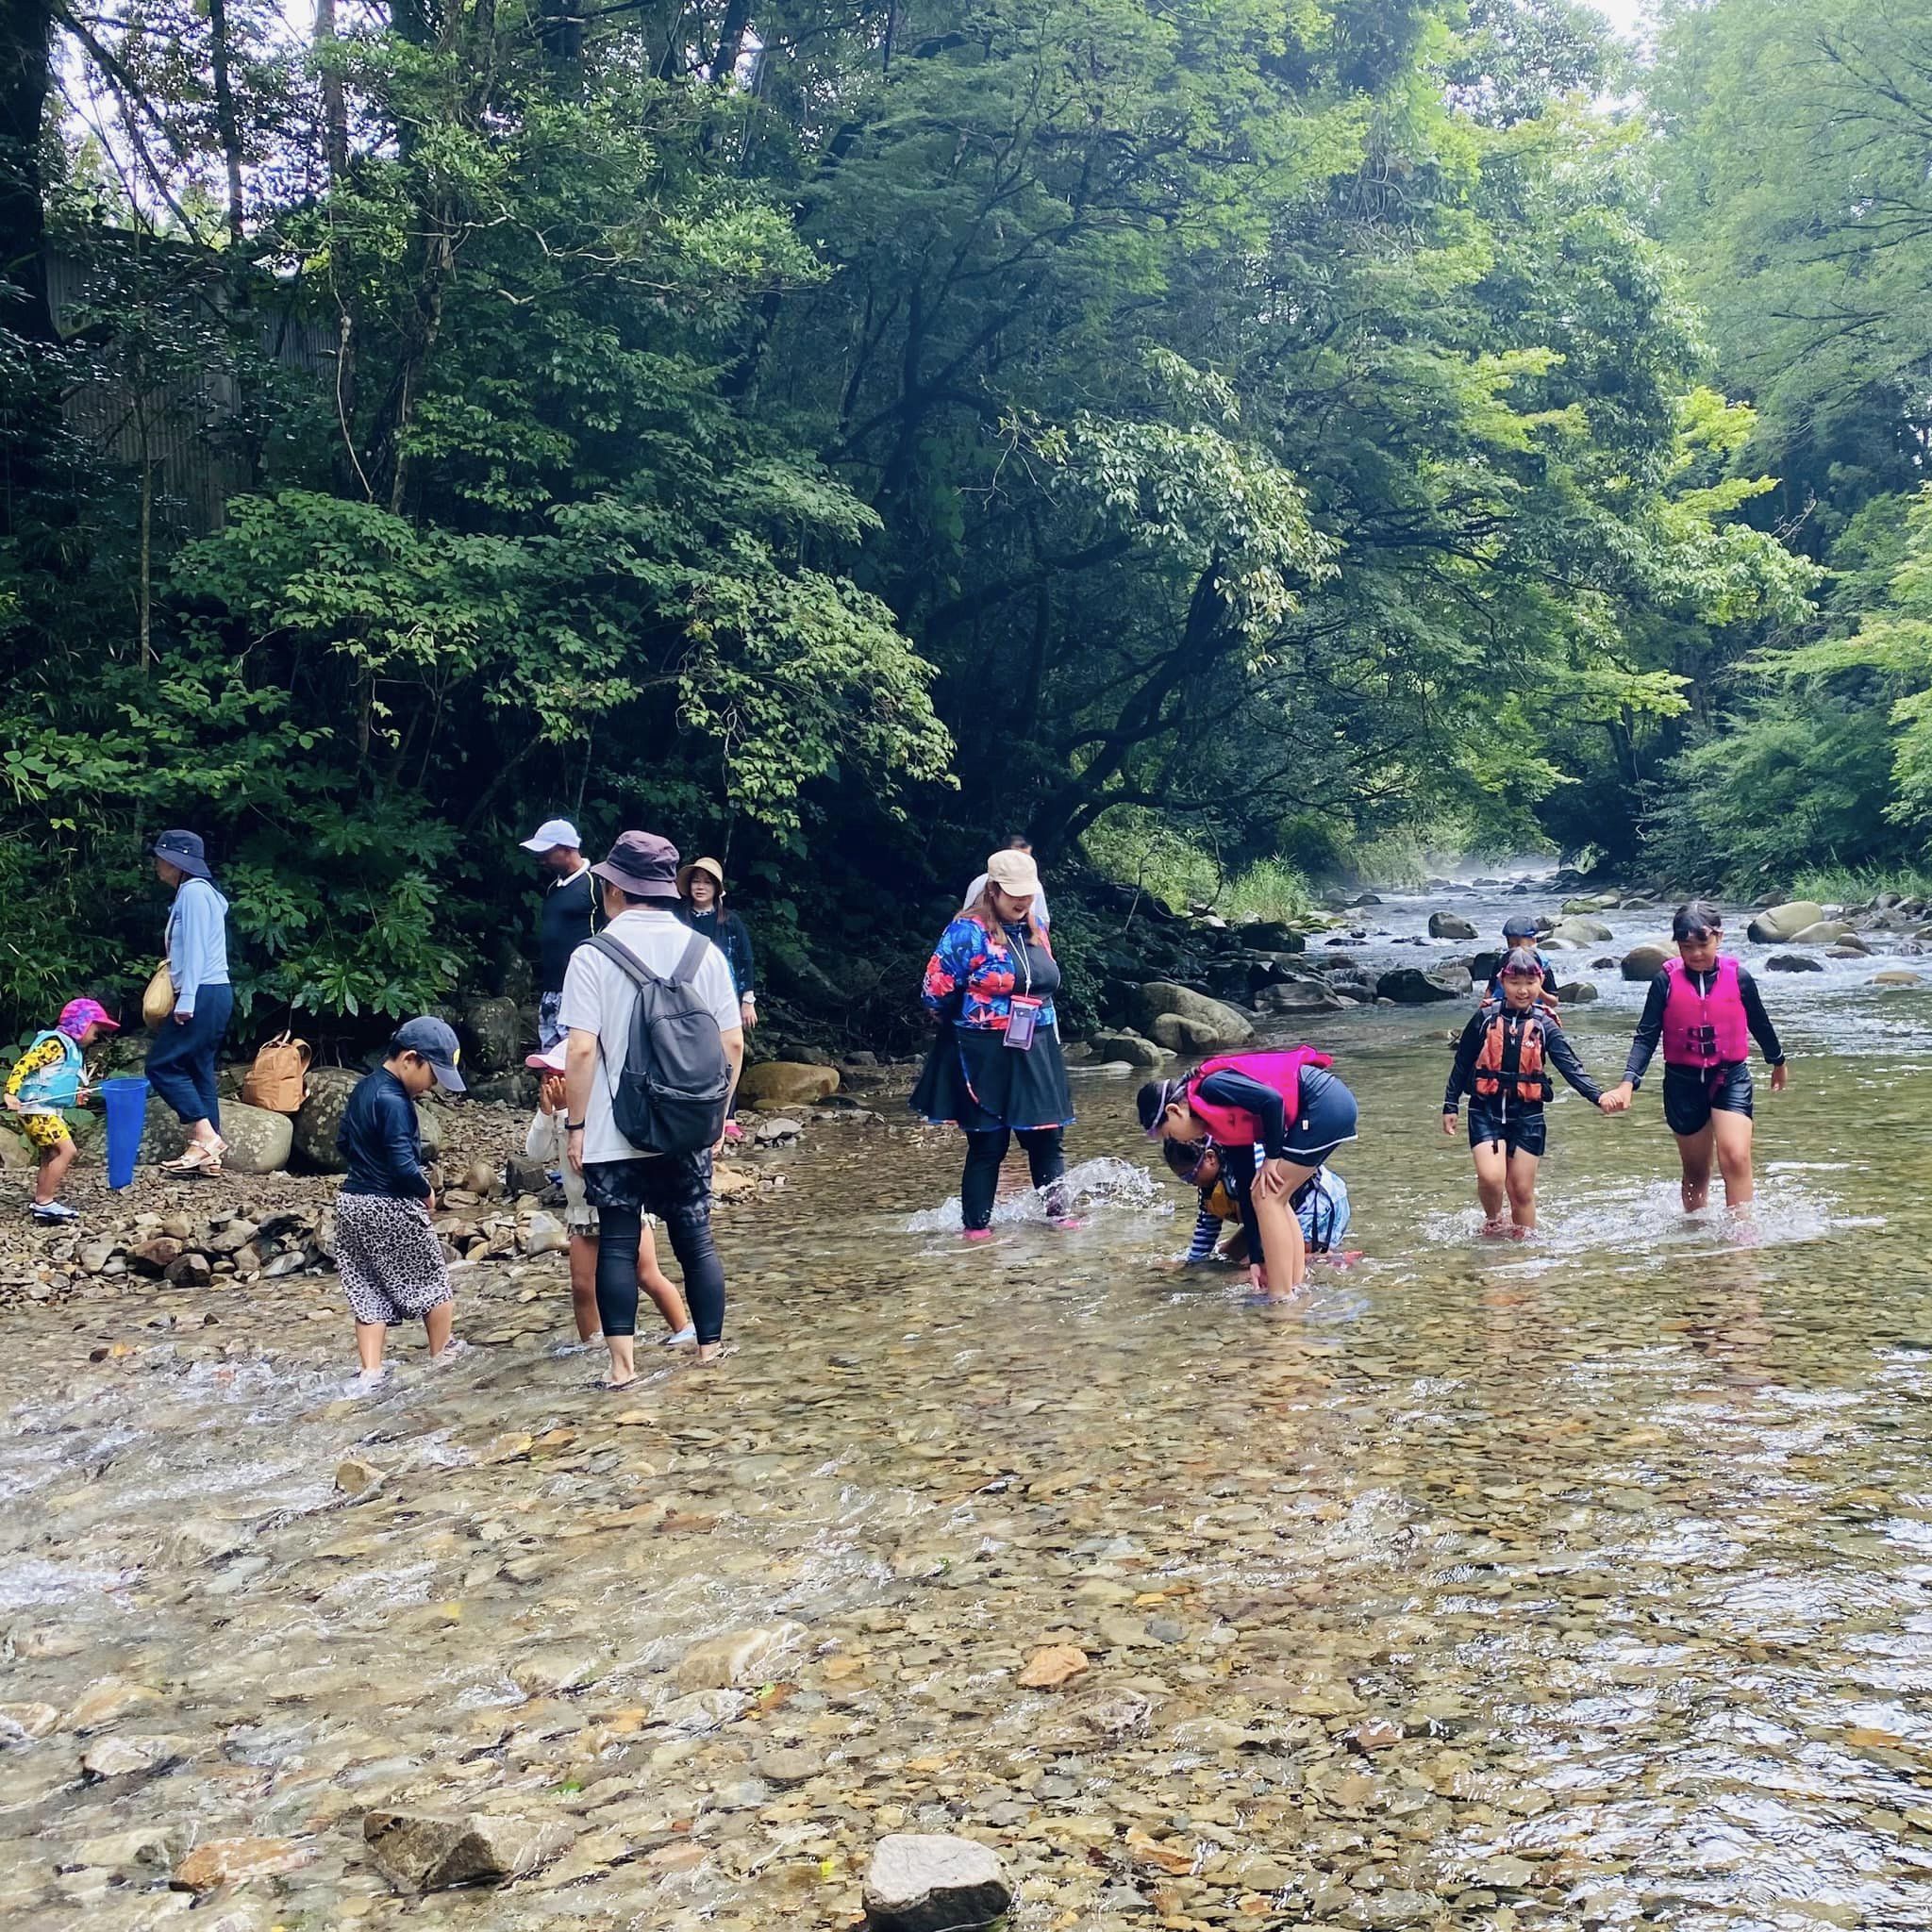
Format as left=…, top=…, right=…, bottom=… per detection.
left=1440, top=1111, right=1457, bottom=1138
left=1599, top=1082, right=1634, bottom=1114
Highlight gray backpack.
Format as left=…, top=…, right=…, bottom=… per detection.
left=587, top=933, right=732, bottom=1155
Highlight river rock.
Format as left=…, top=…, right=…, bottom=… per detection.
left=461, top=996, right=522, bottom=1075
left=73, top=1824, right=185, bottom=1874
left=1084, top=1030, right=1166, bottom=1068
left=129, top=1237, right=183, bottom=1276
left=519, top=1211, right=569, bottom=1257
left=756, top=1747, right=820, bottom=1788
left=1130, top=983, right=1254, bottom=1047
left=675, top=1623, right=803, bottom=1690
left=1766, top=952, right=1825, bottom=972
left=165, top=1251, right=213, bottom=1288
left=505, top=1153, right=550, bottom=1196
left=1622, top=943, right=1671, bottom=981
left=291, top=1068, right=359, bottom=1172
left=1747, top=900, right=1825, bottom=943
left=864, top=1834, right=1013, bottom=1932
left=212, top=1101, right=294, bottom=1175
left=1790, top=921, right=1856, bottom=945
left=1874, top=969, right=1924, bottom=987
left=79, top=1733, right=188, bottom=1779
left=138, top=1095, right=189, bottom=1165
left=336, top=1456, right=385, bottom=1496
left=173, top=1836, right=315, bottom=1891
left=1375, top=964, right=1469, bottom=1005
left=1555, top=981, right=1599, bottom=1004
left=754, top=1115, right=804, bottom=1146
left=1549, top=914, right=1613, bottom=945
left=1241, top=921, right=1306, bottom=952
left=739, top=1061, right=840, bottom=1108
left=0, top=1701, right=59, bottom=1739
left=363, top=1808, right=576, bottom=1892
left=1256, top=976, right=1344, bottom=1013
left=1427, top=911, right=1479, bottom=940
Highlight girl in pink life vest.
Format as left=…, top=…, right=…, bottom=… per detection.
left=1600, top=900, right=1789, bottom=1213
left=1138, top=1047, right=1357, bottom=1300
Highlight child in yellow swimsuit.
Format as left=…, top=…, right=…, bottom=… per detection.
left=5, top=998, right=120, bottom=1224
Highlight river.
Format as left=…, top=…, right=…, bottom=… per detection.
left=5, top=881, right=1932, bottom=1930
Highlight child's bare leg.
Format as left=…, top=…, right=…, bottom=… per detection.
left=1676, top=1123, right=1715, bottom=1212
left=1471, top=1140, right=1507, bottom=1229
left=1712, top=1109, right=1756, bottom=1210
left=637, top=1220, right=691, bottom=1334
left=1506, top=1150, right=1540, bottom=1234
left=35, top=1138, right=75, bottom=1206
left=568, top=1231, right=601, bottom=1341
left=355, top=1321, right=389, bottom=1373
left=1252, top=1184, right=1308, bottom=1300
left=423, top=1301, right=455, bottom=1356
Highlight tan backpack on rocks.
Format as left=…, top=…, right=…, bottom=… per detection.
left=242, top=1032, right=311, bottom=1113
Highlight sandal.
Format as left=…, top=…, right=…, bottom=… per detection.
left=161, top=1142, right=222, bottom=1176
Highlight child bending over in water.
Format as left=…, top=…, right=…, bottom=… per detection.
left=1599, top=901, right=1788, bottom=1213
left=333, top=1018, right=470, bottom=1395
left=525, top=1042, right=692, bottom=1349
left=1164, top=1139, right=1351, bottom=1264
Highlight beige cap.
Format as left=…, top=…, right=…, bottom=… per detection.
left=985, top=848, right=1041, bottom=896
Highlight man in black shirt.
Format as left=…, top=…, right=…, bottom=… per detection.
left=522, top=817, right=598, bottom=1048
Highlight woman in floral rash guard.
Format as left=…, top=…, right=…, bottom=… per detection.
left=910, top=847, right=1078, bottom=1240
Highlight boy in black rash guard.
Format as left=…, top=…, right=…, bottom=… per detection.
left=1600, top=901, right=1789, bottom=1214
left=1484, top=914, right=1560, bottom=1005
left=1443, top=949, right=1613, bottom=1237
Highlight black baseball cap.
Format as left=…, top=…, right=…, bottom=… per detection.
left=391, top=1016, right=466, bottom=1091
left=1502, top=914, right=1540, bottom=940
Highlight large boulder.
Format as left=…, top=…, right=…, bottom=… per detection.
left=1084, top=1030, right=1167, bottom=1069
left=738, top=1061, right=841, bottom=1109
left=1555, top=981, right=1599, bottom=1005
left=1240, top=921, right=1306, bottom=953
left=1790, top=921, right=1855, bottom=945
left=1765, top=952, right=1824, bottom=972
left=215, top=1101, right=294, bottom=1175
left=1621, top=943, right=1671, bottom=982
left=1874, top=969, right=1924, bottom=987
left=1747, top=900, right=1825, bottom=944
left=1256, top=977, right=1345, bottom=1014
left=1548, top=914, right=1613, bottom=946
left=459, top=997, right=522, bottom=1076
left=139, top=1095, right=189, bottom=1165
left=864, top=1834, right=1013, bottom=1932
left=292, top=1070, right=441, bottom=1171
left=1376, top=964, right=1471, bottom=1005
left=1427, top=911, right=1479, bottom=941
left=1129, top=983, right=1253, bottom=1049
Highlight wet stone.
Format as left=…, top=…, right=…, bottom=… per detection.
left=362, top=1808, right=576, bottom=1892
left=863, top=1833, right=1013, bottom=1932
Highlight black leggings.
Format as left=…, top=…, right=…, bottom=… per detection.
left=595, top=1204, right=724, bottom=1344
left=961, top=1127, right=1067, bottom=1231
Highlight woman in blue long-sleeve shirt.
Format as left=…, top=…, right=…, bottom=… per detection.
left=145, top=829, right=234, bottom=1176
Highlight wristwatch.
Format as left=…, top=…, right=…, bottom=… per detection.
left=566, top=1120, right=586, bottom=1131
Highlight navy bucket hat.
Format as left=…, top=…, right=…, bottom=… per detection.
left=150, top=829, right=213, bottom=881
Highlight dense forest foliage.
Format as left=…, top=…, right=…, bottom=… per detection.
left=0, top=0, right=1923, bottom=1037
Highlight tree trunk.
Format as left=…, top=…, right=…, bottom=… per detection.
left=208, top=0, right=245, bottom=245
left=0, top=0, right=54, bottom=343
left=315, top=0, right=348, bottom=179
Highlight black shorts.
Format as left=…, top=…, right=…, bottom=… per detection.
left=1467, top=1106, right=1546, bottom=1159
left=583, top=1150, right=714, bottom=1218
left=1661, top=1063, right=1754, bottom=1138
left=1287, top=1071, right=1358, bottom=1170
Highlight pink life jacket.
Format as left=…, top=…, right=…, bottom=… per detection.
left=1661, top=956, right=1749, bottom=1067
left=1187, top=1047, right=1334, bottom=1144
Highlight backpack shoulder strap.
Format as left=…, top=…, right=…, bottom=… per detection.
left=587, top=931, right=662, bottom=988
left=672, top=931, right=712, bottom=987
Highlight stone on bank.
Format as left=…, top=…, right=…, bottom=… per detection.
left=362, top=1809, right=575, bottom=1892
left=863, top=1833, right=1014, bottom=1932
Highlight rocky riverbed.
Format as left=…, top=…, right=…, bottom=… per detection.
left=7, top=880, right=1932, bottom=1930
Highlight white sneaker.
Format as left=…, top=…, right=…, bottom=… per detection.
left=30, top=1201, right=77, bottom=1224
left=660, top=1324, right=697, bottom=1348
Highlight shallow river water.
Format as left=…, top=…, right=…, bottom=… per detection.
left=6, top=886, right=1932, bottom=1931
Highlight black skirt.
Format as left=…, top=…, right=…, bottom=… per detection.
left=911, top=1022, right=1074, bottom=1134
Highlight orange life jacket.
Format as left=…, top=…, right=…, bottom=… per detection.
left=1474, top=1005, right=1549, bottom=1103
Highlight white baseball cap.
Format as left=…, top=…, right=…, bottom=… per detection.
left=521, top=818, right=580, bottom=853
